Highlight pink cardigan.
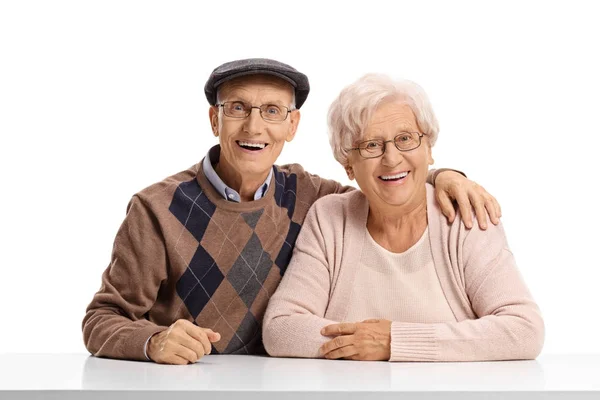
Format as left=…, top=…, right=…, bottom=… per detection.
left=262, top=184, right=544, bottom=361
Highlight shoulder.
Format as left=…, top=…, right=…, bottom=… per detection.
left=312, top=189, right=364, bottom=210
left=132, top=163, right=200, bottom=209
left=275, top=162, right=307, bottom=176
left=276, top=163, right=343, bottom=191
left=296, top=191, right=368, bottom=251
left=275, top=163, right=322, bottom=188
left=307, top=190, right=368, bottom=226
left=426, top=183, right=509, bottom=255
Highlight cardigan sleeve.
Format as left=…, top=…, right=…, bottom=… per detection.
left=82, top=195, right=168, bottom=361
left=390, top=219, right=545, bottom=362
left=262, top=204, right=339, bottom=358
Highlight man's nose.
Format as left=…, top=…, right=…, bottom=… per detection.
left=243, top=108, right=264, bottom=135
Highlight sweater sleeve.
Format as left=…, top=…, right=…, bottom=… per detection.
left=311, top=174, right=355, bottom=197
left=82, top=195, right=169, bottom=361
left=426, top=168, right=467, bottom=186
left=390, top=220, right=545, bottom=362
left=262, top=204, right=339, bottom=358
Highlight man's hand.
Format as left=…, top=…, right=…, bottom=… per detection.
left=319, top=319, right=392, bottom=361
left=435, top=171, right=501, bottom=229
left=147, top=319, right=221, bottom=365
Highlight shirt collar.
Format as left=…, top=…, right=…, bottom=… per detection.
left=202, top=145, right=273, bottom=202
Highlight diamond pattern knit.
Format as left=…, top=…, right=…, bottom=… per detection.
left=82, top=152, right=348, bottom=360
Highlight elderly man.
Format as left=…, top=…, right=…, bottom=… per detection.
left=83, top=58, right=501, bottom=365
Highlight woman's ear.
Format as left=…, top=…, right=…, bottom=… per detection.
left=345, top=165, right=355, bottom=180
left=425, top=142, right=434, bottom=165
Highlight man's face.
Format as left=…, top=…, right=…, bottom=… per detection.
left=209, top=75, right=300, bottom=181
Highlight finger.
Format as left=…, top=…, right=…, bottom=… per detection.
left=321, top=323, right=357, bottom=336
left=455, top=191, right=473, bottom=229
left=156, top=354, right=190, bottom=365
left=183, top=325, right=215, bottom=355
left=202, top=328, right=221, bottom=343
left=493, top=196, right=502, bottom=219
left=173, top=319, right=196, bottom=329
left=361, top=319, right=381, bottom=323
left=320, top=335, right=353, bottom=355
left=156, top=338, right=197, bottom=365
left=436, top=191, right=456, bottom=223
left=484, top=197, right=500, bottom=225
left=324, top=344, right=358, bottom=360
left=178, top=332, right=208, bottom=359
left=170, top=319, right=197, bottom=337
left=182, top=327, right=211, bottom=356
left=172, top=342, right=201, bottom=364
left=468, top=191, right=488, bottom=230
left=199, top=335, right=212, bottom=356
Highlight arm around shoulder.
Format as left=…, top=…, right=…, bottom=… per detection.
left=426, top=168, right=466, bottom=186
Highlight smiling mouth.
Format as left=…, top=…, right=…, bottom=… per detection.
left=379, top=171, right=410, bottom=182
left=236, top=141, right=269, bottom=151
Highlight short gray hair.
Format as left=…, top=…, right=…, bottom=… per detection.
left=327, top=74, right=439, bottom=167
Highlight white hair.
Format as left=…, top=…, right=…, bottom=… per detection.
left=327, top=73, right=439, bottom=167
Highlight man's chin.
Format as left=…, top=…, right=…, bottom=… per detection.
left=235, top=162, right=273, bottom=178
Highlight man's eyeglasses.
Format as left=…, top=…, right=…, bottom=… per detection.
left=349, top=132, right=425, bottom=159
left=217, top=101, right=291, bottom=122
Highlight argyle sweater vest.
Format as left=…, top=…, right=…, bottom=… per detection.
left=83, top=160, right=347, bottom=360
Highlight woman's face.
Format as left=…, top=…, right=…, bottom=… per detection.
left=347, top=101, right=434, bottom=212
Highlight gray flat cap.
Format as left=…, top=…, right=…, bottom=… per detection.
left=204, top=58, right=310, bottom=109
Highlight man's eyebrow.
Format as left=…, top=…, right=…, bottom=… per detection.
left=226, top=98, right=249, bottom=103
left=220, top=92, right=249, bottom=102
left=221, top=95, right=286, bottom=106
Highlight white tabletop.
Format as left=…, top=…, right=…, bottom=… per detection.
left=0, top=354, right=599, bottom=399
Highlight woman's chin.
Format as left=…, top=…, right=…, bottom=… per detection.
left=370, top=194, right=412, bottom=208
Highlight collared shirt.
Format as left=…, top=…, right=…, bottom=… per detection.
left=202, top=145, right=273, bottom=202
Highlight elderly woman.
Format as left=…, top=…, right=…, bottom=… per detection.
left=262, top=74, right=544, bottom=362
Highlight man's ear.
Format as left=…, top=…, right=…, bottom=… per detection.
left=286, top=110, right=301, bottom=142
left=209, top=106, right=219, bottom=137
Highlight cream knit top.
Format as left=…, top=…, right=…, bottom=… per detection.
left=263, top=184, right=544, bottom=362
left=345, top=227, right=456, bottom=323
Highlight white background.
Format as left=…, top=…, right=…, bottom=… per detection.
left=0, top=1, right=598, bottom=355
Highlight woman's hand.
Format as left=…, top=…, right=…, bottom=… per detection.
left=320, top=319, right=392, bottom=361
